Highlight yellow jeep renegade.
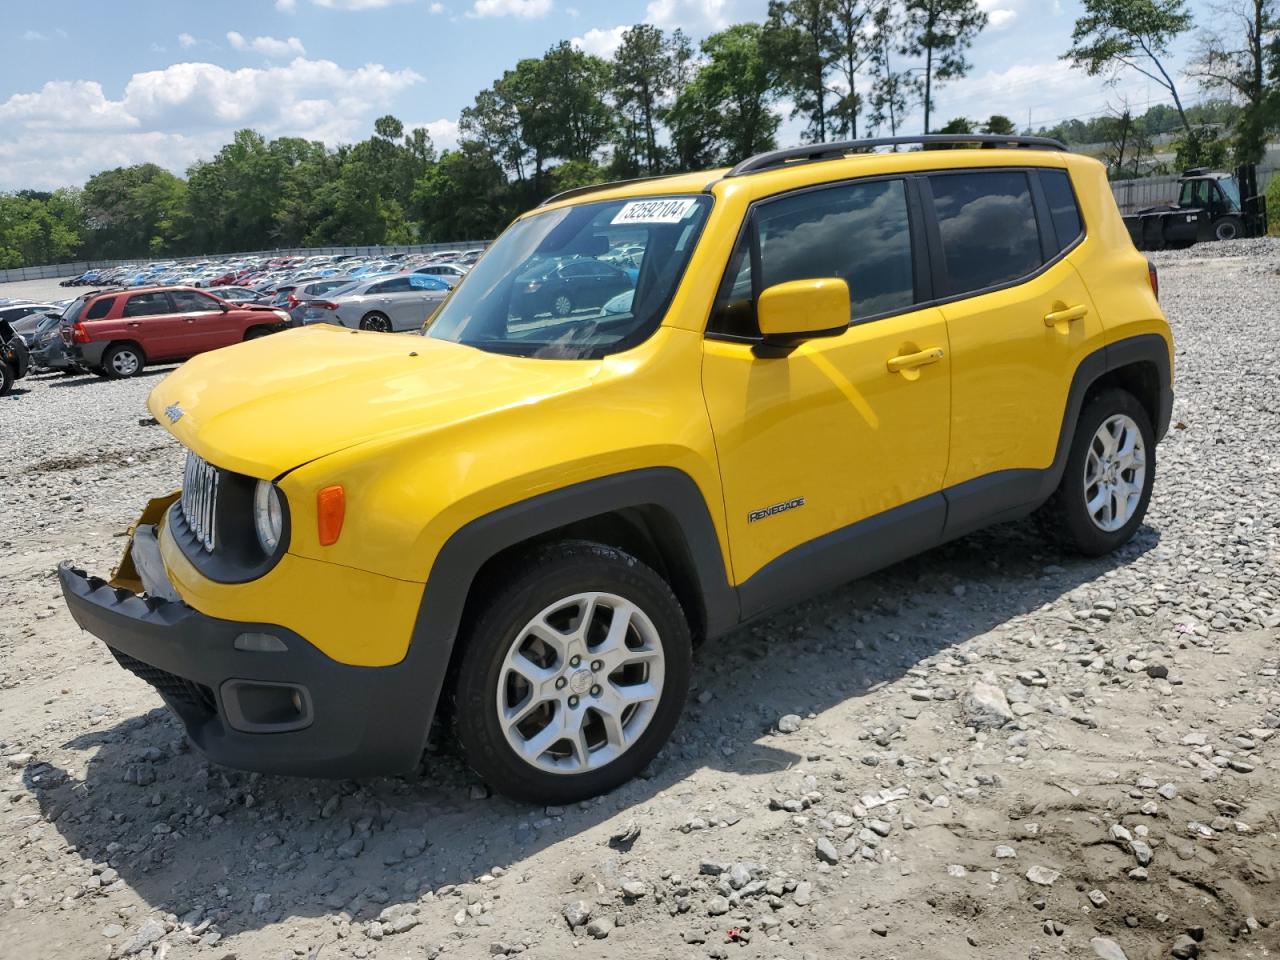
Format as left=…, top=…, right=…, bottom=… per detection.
left=61, top=135, right=1173, bottom=804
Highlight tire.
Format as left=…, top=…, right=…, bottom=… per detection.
left=244, top=326, right=274, bottom=341
left=1213, top=216, right=1243, bottom=242
left=1037, top=388, right=1155, bottom=556
left=360, top=312, right=392, bottom=333
left=452, top=540, right=692, bottom=804
left=0, top=360, right=12, bottom=396
left=551, top=293, right=574, bottom=317
left=102, top=343, right=144, bottom=380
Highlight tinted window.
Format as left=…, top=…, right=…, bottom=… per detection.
left=372, top=277, right=412, bottom=293
left=408, top=274, right=446, bottom=290
left=710, top=178, right=915, bottom=337
left=929, top=171, right=1042, bottom=295
left=1040, top=171, right=1083, bottom=252
left=171, top=290, right=221, bottom=313
left=123, top=292, right=172, bottom=317
left=85, top=296, right=115, bottom=319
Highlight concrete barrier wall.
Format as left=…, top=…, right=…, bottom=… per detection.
left=0, top=241, right=491, bottom=285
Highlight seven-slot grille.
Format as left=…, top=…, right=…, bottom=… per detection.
left=181, top=450, right=219, bottom=551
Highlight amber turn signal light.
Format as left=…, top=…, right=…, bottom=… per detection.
left=316, top=485, right=345, bottom=546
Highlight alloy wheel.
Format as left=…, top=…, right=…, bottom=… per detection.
left=495, top=592, right=665, bottom=775
left=112, top=350, right=140, bottom=377
left=1083, top=413, right=1146, bottom=532
left=552, top=295, right=573, bottom=317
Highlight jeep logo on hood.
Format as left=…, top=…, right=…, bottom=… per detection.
left=164, top=403, right=184, bottom=424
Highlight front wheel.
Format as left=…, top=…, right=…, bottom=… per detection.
left=1037, top=388, right=1155, bottom=556
left=0, top=359, right=12, bottom=396
left=1213, top=216, right=1243, bottom=242
left=360, top=312, right=392, bottom=333
left=452, top=541, right=691, bottom=804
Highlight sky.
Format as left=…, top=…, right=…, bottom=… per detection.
left=0, top=0, right=1220, bottom=191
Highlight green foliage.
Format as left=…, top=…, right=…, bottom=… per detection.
left=982, top=114, right=1016, bottom=135
left=901, top=0, right=988, bottom=133
left=1189, top=0, right=1279, bottom=164
left=1266, top=173, right=1280, bottom=235
left=1174, top=127, right=1231, bottom=169
left=937, top=117, right=974, bottom=133
left=766, top=0, right=838, bottom=143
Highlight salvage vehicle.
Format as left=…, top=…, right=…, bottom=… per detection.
left=304, top=273, right=450, bottom=331
left=61, top=286, right=291, bottom=379
left=1123, top=164, right=1269, bottom=250
left=60, top=135, right=1174, bottom=803
left=0, top=318, right=31, bottom=395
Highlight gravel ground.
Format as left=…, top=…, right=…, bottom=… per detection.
left=1, top=240, right=1278, bottom=960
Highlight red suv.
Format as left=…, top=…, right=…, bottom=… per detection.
left=63, top=287, right=291, bottom=379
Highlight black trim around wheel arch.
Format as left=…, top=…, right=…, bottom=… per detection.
left=737, top=333, right=1172, bottom=620
left=404, top=467, right=738, bottom=741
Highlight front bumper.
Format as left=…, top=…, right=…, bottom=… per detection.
left=58, top=543, right=433, bottom=779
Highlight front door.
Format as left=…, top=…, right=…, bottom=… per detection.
left=701, top=177, right=951, bottom=618
left=169, top=289, right=237, bottom=353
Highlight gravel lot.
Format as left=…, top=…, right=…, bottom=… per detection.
left=1, top=242, right=1278, bottom=960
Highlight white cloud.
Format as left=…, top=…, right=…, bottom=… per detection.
left=644, top=0, right=735, bottom=31
left=227, top=31, right=308, bottom=57
left=311, top=0, right=415, bottom=8
left=0, top=58, right=424, bottom=190
left=178, top=33, right=197, bottom=48
left=988, top=9, right=1016, bottom=29
left=406, top=118, right=460, bottom=151
left=23, top=29, right=46, bottom=41
left=468, top=0, right=553, bottom=19
left=429, top=1, right=445, bottom=11
left=276, top=0, right=298, bottom=10
left=571, top=25, right=627, bottom=58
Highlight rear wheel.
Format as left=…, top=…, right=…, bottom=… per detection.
left=1037, top=388, right=1155, bottom=556
left=360, top=312, right=392, bottom=333
left=0, top=359, right=12, bottom=396
left=452, top=541, right=691, bottom=804
left=102, top=343, right=144, bottom=380
left=551, top=293, right=574, bottom=317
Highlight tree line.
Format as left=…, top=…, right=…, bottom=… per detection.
left=2, top=0, right=1277, bottom=267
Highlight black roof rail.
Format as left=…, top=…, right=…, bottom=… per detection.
left=726, top=134, right=1068, bottom=177
left=539, top=172, right=682, bottom=207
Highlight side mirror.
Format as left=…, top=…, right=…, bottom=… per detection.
left=219, top=301, right=229, bottom=312
left=756, top=278, right=849, bottom=354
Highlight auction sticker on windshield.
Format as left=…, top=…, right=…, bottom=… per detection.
left=611, top=198, right=699, bottom=225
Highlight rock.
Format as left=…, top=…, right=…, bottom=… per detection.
left=707, top=896, right=731, bottom=916
left=252, top=893, right=272, bottom=915
left=620, top=880, right=648, bottom=899
left=962, top=680, right=1014, bottom=729
left=586, top=918, right=613, bottom=939
left=815, top=837, right=840, bottom=864
left=1170, top=934, right=1200, bottom=958
left=1131, top=840, right=1153, bottom=866
left=1026, top=866, right=1061, bottom=886
left=608, top=819, right=640, bottom=850
left=866, top=818, right=891, bottom=837
left=870, top=923, right=888, bottom=936
left=1145, top=663, right=1169, bottom=679
left=1091, top=937, right=1130, bottom=960
left=120, top=918, right=166, bottom=956
left=994, top=845, right=1017, bottom=859
left=1088, top=889, right=1109, bottom=907
left=1157, top=783, right=1178, bottom=800
left=727, top=864, right=751, bottom=889
left=792, top=881, right=812, bottom=906
left=470, top=784, right=490, bottom=800
left=102, top=924, right=124, bottom=939
left=778, top=714, right=802, bottom=733
left=562, top=900, right=592, bottom=929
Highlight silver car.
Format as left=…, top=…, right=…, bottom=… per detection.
left=309, top=273, right=452, bottom=332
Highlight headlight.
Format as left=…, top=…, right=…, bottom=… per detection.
left=274, top=310, right=290, bottom=321
left=253, top=481, right=284, bottom=554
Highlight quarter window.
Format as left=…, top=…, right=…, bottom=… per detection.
left=928, top=171, right=1042, bottom=295
left=85, top=296, right=115, bottom=320
left=1039, top=171, right=1084, bottom=252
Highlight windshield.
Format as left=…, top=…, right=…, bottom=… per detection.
left=426, top=194, right=712, bottom=359
left=1216, top=175, right=1241, bottom=211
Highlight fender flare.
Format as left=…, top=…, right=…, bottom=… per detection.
left=402, top=467, right=737, bottom=744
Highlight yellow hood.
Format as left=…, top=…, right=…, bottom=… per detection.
left=147, top=326, right=602, bottom=478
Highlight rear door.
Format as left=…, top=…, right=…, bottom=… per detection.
left=922, top=167, right=1102, bottom=532
left=120, top=292, right=183, bottom=359
left=367, top=277, right=417, bottom=328
left=170, top=289, right=239, bottom=352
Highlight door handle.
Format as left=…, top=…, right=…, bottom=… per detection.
left=1044, top=304, right=1088, bottom=326
left=886, top=347, right=945, bottom=374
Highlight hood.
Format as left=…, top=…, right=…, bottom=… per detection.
left=148, top=326, right=602, bottom=478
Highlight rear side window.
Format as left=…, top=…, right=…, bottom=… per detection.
left=1039, top=171, right=1084, bottom=252
left=123, top=292, right=172, bottom=317
left=372, top=277, right=412, bottom=293
left=928, top=171, right=1042, bottom=295
left=85, top=297, right=115, bottom=320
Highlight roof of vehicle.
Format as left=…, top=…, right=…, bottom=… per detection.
left=534, top=135, right=1082, bottom=215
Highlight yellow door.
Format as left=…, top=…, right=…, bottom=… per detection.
left=698, top=177, right=951, bottom=612
left=924, top=168, right=1104, bottom=487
